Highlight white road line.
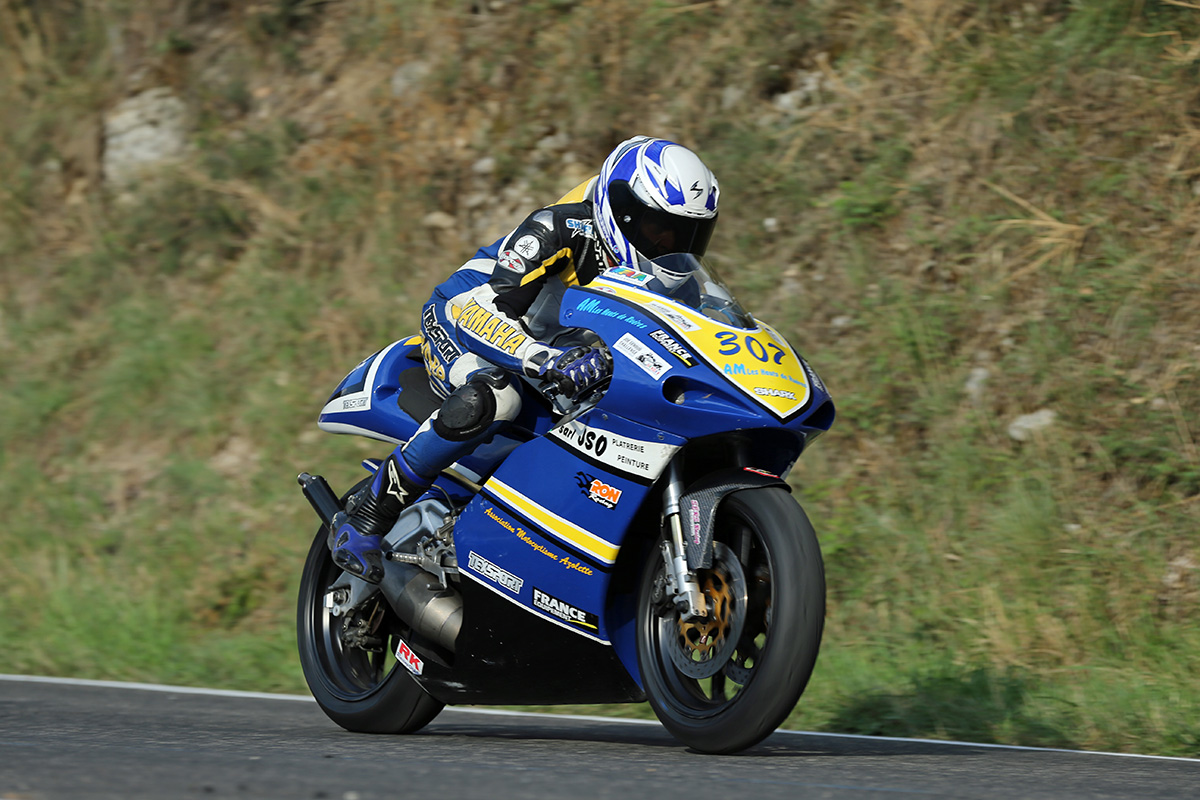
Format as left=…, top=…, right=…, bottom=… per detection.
left=2, top=674, right=1197, bottom=764
left=0, top=674, right=314, bottom=702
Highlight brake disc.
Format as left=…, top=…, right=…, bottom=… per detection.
left=665, top=542, right=748, bottom=679
left=723, top=562, right=771, bottom=685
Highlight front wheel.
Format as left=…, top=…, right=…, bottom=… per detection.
left=636, top=487, right=825, bottom=753
left=296, top=521, right=444, bottom=734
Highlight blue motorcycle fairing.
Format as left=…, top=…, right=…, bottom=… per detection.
left=319, top=340, right=415, bottom=441
left=317, top=337, right=544, bottom=483
left=455, top=409, right=685, bottom=646
left=560, top=284, right=835, bottom=441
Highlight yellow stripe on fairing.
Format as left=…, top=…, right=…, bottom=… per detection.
left=486, top=478, right=618, bottom=564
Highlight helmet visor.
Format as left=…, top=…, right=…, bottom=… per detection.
left=609, top=180, right=717, bottom=261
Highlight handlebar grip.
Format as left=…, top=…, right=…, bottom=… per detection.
left=549, top=372, right=576, bottom=398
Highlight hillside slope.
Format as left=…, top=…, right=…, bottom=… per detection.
left=2, top=0, right=1198, bottom=755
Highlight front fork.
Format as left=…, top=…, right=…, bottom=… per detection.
left=661, top=460, right=708, bottom=621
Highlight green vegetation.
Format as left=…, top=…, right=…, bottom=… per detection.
left=2, top=0, right=1198, bottom=756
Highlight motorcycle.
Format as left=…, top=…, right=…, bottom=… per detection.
left=295, top=254, right=835, bottom=753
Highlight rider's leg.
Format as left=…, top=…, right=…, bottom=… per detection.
left=330, top=452, right=432, bottom=583
left=403, top=365, right=522, bottom=476
left=331, top=360, right=522, bottom=583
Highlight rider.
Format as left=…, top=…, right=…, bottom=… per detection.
left=330, top=136, right=721, bottom=583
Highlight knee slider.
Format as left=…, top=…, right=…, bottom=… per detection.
left=432, top=377, right=499, bottom=442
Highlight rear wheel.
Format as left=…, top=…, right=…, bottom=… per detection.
left=636, top=487, right=824, bottom=753
left=297, top=517, right=444, bottom=734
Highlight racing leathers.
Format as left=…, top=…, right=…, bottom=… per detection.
left=330, top=179, right=612, bottom=583
left=421, top=189, right=608, bottom=393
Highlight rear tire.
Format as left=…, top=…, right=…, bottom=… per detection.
left=297, top=516, right=444, bottom=734
left=636, top=487, right=824, bottom=753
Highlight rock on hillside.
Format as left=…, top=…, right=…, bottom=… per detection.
left=103, top=87, right=188, bottom=186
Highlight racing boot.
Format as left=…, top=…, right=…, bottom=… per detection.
left=329, top=453, right=433, bottom=584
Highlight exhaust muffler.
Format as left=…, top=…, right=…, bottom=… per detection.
left=297, top=472, right=462, bottom=652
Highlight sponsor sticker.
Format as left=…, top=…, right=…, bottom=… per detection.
left=648, top=329, right=695, bottom=367
left=496, top=249, right=524, bottom=273
left=468, top=551, right=524, bottom=594
left=383, top=459, right=411, bottom=504
left=573, top=297, right=649, bottom=329
left=456, top=299, right=530, bottom=355
left=548, top=420, right=678, bottom=480
left=604, top=266, right=652, bottom=285
left=341, top=397, right=367, bottom=410
left=421, top=305, right=464, bottom=362
left=646, top=301, right=700, bottom=332
left=801, top=356, right=826, bottom=394
left=575, top=471, right=622, bottom=508
left=753, top=386, right=796, bottom=400
left=615, top=333, right=669, bottom=380
left=485, top=505, right=517, bottom=532
left=486, top=505, right=594, bottom=577
left=395, top=638, right=424, bottom=675
left=532, top=587, right=599, bottom=630
left=566, top=218, right=594, bottom=238
left=514, top=235, right=540, bottom=259
left=689, top=499, right=702, bottom=545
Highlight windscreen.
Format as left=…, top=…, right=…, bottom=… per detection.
left=635, top=253, right=756, bottom=329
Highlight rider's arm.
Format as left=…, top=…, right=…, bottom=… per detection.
left=451, top=209, right=582, bottom=374
left=448, top=282, right=556, bottom=375
left=488, top=209, right=579, bottom=319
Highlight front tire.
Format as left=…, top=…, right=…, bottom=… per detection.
left=636, top=487, right=825, bottom=753
left=297, top=520, right=444, bottom=734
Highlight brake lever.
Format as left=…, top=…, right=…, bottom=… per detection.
left=542, top=381, right=574, bottom=416
left=537, top=377, right=607, bottom=428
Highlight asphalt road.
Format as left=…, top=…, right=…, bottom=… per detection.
left=1, top=676, right=1196, bottom=800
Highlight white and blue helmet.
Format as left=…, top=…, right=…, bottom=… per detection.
left=592, top=137, right=720, bottom=280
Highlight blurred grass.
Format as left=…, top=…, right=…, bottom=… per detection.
left=1, top=0, right=1198, bottom=756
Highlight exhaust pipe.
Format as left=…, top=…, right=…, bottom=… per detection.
left=379, top=561, right=462, bottom=652
left=297, top=472, right=341, bottom=526
left=298, top=472, right=462, bottom=652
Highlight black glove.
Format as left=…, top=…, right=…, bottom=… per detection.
left=539, top=346, right=611, bottom=399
